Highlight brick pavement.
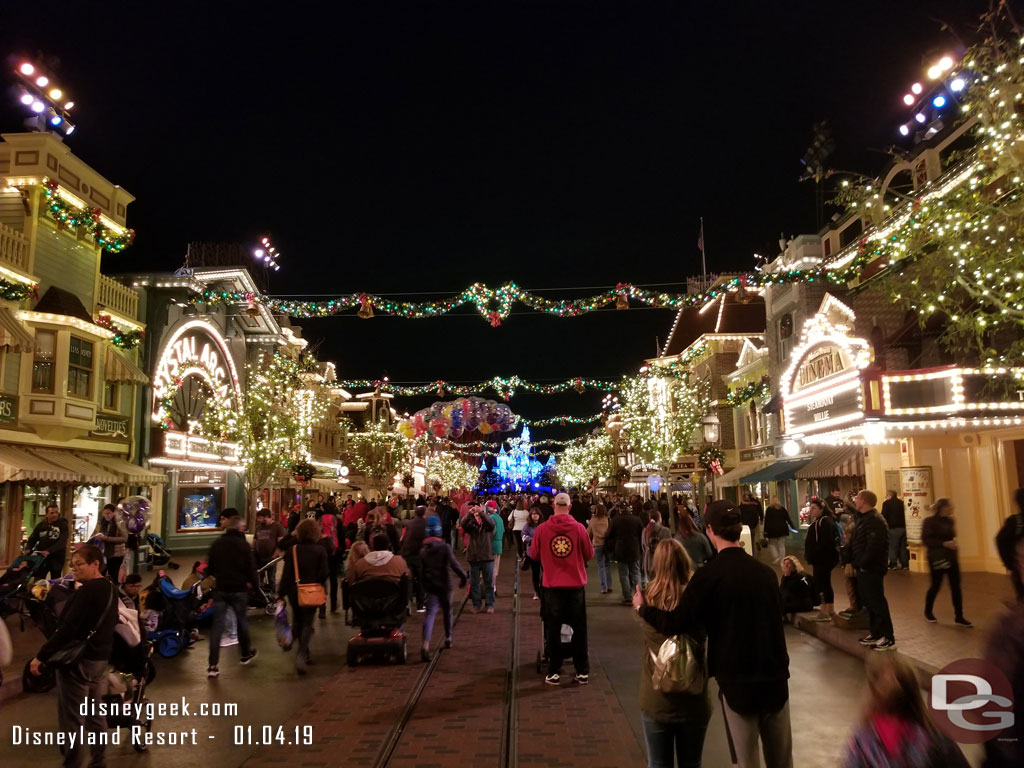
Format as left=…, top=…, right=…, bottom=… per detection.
left=515, top=596, right=646, bottom=768
left=795, top=567, right=1015, bottom=675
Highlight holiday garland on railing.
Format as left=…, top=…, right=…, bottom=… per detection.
left=0, top=277, right=38, bottom=302
left=518, top=413, right=602, bottom=427
left=194, top=257, right=868, bottom=327
left=418, top=434, right=586, bottom=451
left=725, top=379, right=771, bottom=407
left=340, top=375, right=619, bottom=398
left=39, top=180, right=135, bottom=253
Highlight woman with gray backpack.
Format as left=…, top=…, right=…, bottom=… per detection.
left=633, top=538, right=710, bottom=768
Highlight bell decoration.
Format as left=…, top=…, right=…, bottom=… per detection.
left=573, top=378, right=585, bottom=394
left=357, top=293, right=374, bottom=319
left=246, top=302, right=259, bottom=319
left=437, top=381, right=445, bottom=397
left=615, top=283, right=629, bottom=310
left=488, top=310, right=502, bottom=328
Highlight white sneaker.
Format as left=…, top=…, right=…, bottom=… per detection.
left=220, top=636, right=239, bottom=647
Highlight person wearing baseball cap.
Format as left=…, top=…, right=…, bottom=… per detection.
left=528, top=492, right=594, bottom=686
left=678, top=500, right=793, bottom=767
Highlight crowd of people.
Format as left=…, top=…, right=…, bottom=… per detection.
left=6, top=483, right=1024, bottom=768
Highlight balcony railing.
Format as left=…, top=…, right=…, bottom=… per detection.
left=97, top=273, right=139, bottom=321
left=0, top=222, right=30, bottom=275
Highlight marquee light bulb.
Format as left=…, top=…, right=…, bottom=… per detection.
left=19, top=93, right=33, bottom=105
left=915, top=112, right=927, bottom=123
left=19, top=62, right=34, bottom=76
left=933, top=95, right=946, bottom=108
left=48, top=88, right=62, bottom=100
left=899, top=124, right=910, bottom=136
left=35, top=76, right=48, bottom=87
left=927, top=65, right=942, bottom=80
left=31, top=101, right=45, bottom=113
left=938, top=56, right=954, bottom=71
left=951, top=78, right=965, bottom=92
left=63, top=101, right=74, bottom=110
left=911, top=82, right=923, bottom=94
left=903, top=94, right=914, bottom=105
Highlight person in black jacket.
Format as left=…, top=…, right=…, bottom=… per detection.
left=278, top=519, right=329, bottom=674
left=739, top=494, right=765, bottom=557
left=881, top=490, right=908, bottom=570
left=605, top=507, right=643, bottom=605
left=763, top=497, right=794, bottom=566
left=29, top=544, right=117, bottom=768
left=400, top=506, right=430, bottom=612
left=205, top=511, right=259, bottom=677
left=26, top=504, right=69, bottom=578
left=922, top=499, right=972, bottom=627
left=803, top=498, right=839, bottom=622
left=419, top=516, right=467, bottom=662
left=679, top=500, right=793, bottom=768
left=779, top=556, right=816, bottom=622
left=847, top=491, right=896, bottom=651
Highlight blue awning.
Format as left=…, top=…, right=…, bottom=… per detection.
left=740, top=457, right=813, bottom=484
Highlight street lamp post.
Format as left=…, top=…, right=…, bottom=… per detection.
left=702, top=410, right=722, bottom=500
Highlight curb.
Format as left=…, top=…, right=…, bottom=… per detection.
left=793, top=613, right=940, bottom=686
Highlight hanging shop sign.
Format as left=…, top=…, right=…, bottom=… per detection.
left=882, top=366, right=1024, bottom=418
left=178, top=469, right=226, bottom=486
left=91, top=414, right=130, bottom=439
left=780, top=295, right=871, bottom=438
left=668, top=458, right=698, bottom=481
left=151, top=319, right=242, bottom=430
left=0, top=394, right=17, bottom=424
left=740, top=445, right=776, bottom=463
left=900, top=465, right=933, bottom=542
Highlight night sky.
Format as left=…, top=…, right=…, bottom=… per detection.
left=0, top=0, right=979, bottom=441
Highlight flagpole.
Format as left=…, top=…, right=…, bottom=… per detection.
left=699, top=217, right=707, bottom=286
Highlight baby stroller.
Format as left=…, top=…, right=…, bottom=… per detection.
left=535, top=586, right=575, bottom=675
left=342, top=575, right=410, bottom=665
left=251, top=556, right=282, bottom=615
left=105, top=632, right=158, bottom=751
left=20, top=575, right=79, bottom=693
left=144, top=533, right=178, bottom=569
left=145, top=571, right=211, bottom=658
left=0, top=552, right=48, bottom=626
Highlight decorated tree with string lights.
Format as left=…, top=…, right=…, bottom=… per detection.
left=557, top=433, right=615, bottom=490
left=200, top=351, right=331, bottom=513
left=348, top=419, right=411, bottom=499
left=620, top=367, right=707, bottom=465
left=426, top=452, right=480, bottom=493
left=836, top=8, right=1024, bottom=366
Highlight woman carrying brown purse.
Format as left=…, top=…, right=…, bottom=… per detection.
left=278, top=519, right=329, bottom=674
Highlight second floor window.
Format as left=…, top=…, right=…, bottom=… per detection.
left=103, top=380, right=119, bottom=411
left=68, top=336, right=93, bottom=399
left=32, top=330, right=56, bottom=393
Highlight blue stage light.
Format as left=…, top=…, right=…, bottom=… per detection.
left=933, top=95, right=946, bottom=108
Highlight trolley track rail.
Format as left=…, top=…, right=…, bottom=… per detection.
left=372, top=564, right=521, bottom=768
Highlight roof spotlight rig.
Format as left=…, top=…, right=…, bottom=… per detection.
left=13, top=60, right=75, bottom=136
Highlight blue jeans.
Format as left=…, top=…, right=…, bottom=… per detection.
left=594, top=544, right=611, bottom=591
left=469, top=561, right=494, bottom=609
left=209, top=591, right=251, bottom=665
left=887, top=527, right=908, bottom=568
left=422, top=589, right=454, bottom=648
left=641, top=712, right=709, bottom=768
left=618, top=559, right=641, bottom=601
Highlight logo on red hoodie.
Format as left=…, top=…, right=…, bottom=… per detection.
left=550, top=535, right=573, bottom=558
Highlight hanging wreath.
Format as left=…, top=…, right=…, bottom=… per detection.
left=725, top=379, right=771, bottom=407
left=291, top=460, right=317, bottom=485
left=698, top=446, right=725, bottom=473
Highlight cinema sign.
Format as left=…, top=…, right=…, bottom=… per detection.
left=781, top=295, right=872, bottom=437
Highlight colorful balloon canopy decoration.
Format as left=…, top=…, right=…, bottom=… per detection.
left=398, top=397, right=517, bottom=439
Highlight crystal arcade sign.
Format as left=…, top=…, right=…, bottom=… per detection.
left=781, top=295, right=872, bottom=437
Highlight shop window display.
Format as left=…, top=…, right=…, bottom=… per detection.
left=178, top=487, right=224, bottom=531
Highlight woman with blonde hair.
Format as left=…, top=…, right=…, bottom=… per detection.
left=345, top=540, right=369, bottom=576
left=779, top=555, right=815, bottom=622
left=278, top=518, right=328, bottom=674
left=632, top=538, right=709, bottom=768
left=841, top=653, right=967, bottom=767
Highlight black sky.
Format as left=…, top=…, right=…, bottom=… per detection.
left=0, top=0, right=980, bottom=440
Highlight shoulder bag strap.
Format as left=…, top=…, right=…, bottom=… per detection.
left=84, top=583, right=116, bottom=641
left=293, top=548, right=301, bottom=585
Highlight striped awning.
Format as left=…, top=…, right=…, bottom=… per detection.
left=28, top=448, right=119, bottom=485
left=104, top=346, right=149, bottom=384
left=83, top=452, right=167, bottom=485
left=795, top=446, right=866, bottom=479
left=0, top=306, right=35, bottom=352
left=0, top=445, right=80, bottom=483
left=717, top=461, right=772, bottom=487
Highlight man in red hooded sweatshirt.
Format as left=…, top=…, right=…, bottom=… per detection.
left=529, top=492, right=594, bottom=686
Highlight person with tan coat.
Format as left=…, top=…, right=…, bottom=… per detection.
left=588, top=504, right=612, bottom=594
